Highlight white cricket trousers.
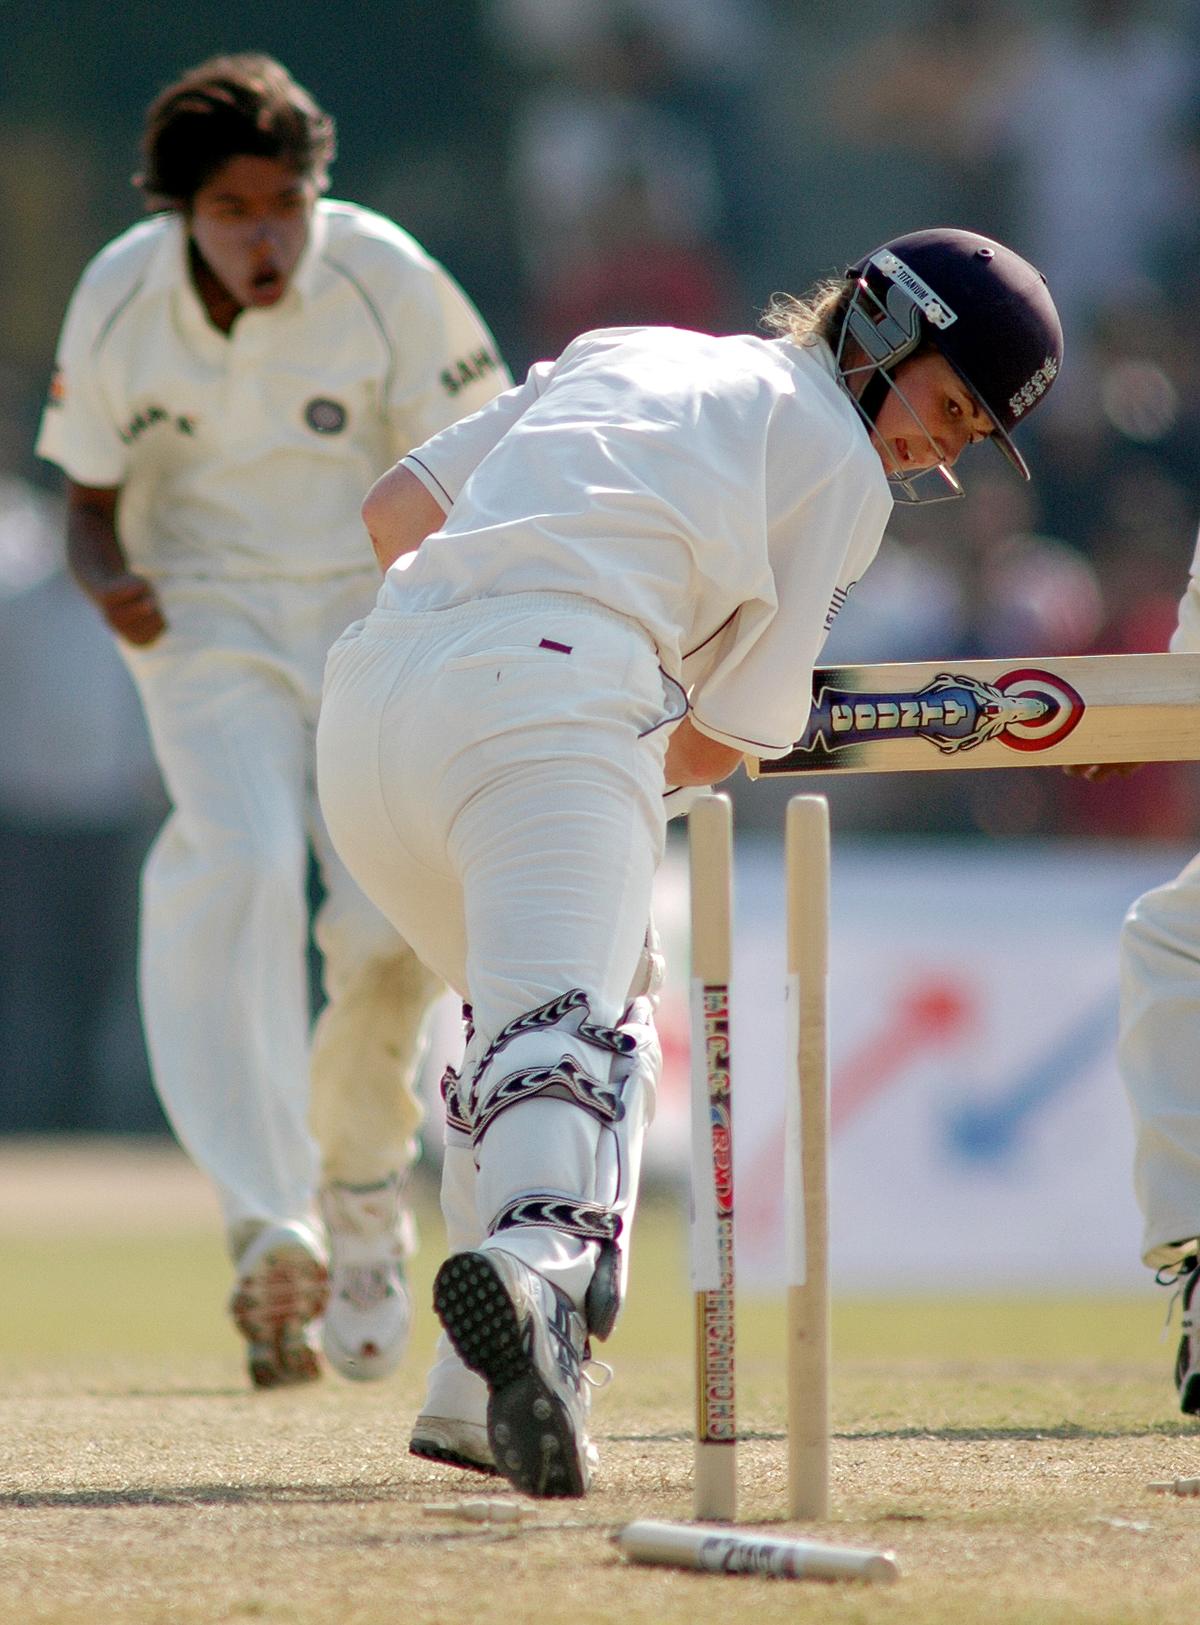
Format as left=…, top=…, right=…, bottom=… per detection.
left=1121, top=851, right=1200, bottom=1268
left=120, top=572, right=439, bottom=1245
left=317, top=591, right=681, bottom=1306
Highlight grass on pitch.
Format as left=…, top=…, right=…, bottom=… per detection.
left=1, top=1145, right=1197, bottom=1625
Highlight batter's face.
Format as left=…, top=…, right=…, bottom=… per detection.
left=869, top=350, right=995, bottom=478
left=188, top=155, right=316, bottom=313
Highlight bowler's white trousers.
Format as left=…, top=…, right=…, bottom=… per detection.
left=121, top=571, right=439, bottom=1247
left=1121, top=852, right=1200, bottom=1268
left=317, top=592, right=681, bottom=1302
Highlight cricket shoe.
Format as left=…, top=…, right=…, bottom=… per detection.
left=432, top=1249, right=593, bottom=1498
left=409, top=1409, right=599, bottom=1478
left=409, top=1412, right=497, bottom=1474
left=1172, top=1257, right=1200, bottom=1415
left=230, top=1221, right=329, bottom=1390
left=320, top=1174, right=415, bottom=1382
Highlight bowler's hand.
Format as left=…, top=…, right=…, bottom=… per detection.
left=95, top=571, right=167, bottom=645
left=64, top=481, right=166, bottom=645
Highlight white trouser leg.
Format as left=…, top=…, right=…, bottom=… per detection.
left=134, top=673, right=318, bottom=1237
left=317, top=596, right=679, bottom=1314
left=449, top=665, right=666, bottom=1307
left=308, top=821, right=442, bottom=1186
left=126, top=573, right=387, bottom=1246
left=1120, top=852, right=1200, bottom=1267
left=420, top=1129, right=490, bottom=1426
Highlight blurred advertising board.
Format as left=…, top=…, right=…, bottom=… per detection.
left=421, top=835, right=1194, bottom=1293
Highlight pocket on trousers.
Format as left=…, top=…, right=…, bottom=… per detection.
left=442, top=645, right=571, bottom=673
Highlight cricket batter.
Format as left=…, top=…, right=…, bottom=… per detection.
left=1112, top=541, right=1200, bottom=1414
left=36, top=54, right=510, bottom=1389
left=317, top=228, right=1063, bottom=1496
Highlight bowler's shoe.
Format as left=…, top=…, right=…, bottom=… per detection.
left=230, top=1221, right=329, bottom=1389
left=320, top=1175, right=414, bottom=1382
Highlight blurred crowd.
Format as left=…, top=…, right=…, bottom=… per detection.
left=801, top=0, right=1200, bottom=840
left=4, top=0, right=1200, bottom=1127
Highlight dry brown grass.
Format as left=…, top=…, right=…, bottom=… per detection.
left=0, top=1140, right=1196, bottom=1625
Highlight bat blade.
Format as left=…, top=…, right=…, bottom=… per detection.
left=747, top=653, right=1200, bottom=778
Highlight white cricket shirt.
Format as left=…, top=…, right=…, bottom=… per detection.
left=1170, top=525, right=1200, bottom=655
left=388, top=326, right=893, bottom=757
left=36, top=200, right=510, bottom=581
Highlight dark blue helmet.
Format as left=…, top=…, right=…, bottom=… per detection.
left=838, top=227, right=1064, bottom=501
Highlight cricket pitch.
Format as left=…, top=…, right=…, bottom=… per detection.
left=0, top=1139, right=1194, bottom=1625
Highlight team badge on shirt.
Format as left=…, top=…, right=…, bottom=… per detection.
left=305, top=397, right=348, bottom=434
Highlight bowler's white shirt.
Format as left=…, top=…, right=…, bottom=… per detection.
left=389, top=326, right=893, bottom=757
left=36, top=200, right=510, bottom=581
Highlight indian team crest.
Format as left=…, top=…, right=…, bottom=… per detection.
left=795, top=665, right=1086, bottom=763
left=304, top=397, right=347, bottom=434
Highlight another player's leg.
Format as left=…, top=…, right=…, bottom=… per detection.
left=1162, top=1255, right=1200, bottom=1414
left=309, top=842, right=443, bottom=1382
left=1119, top=856, right=1200, bottom=1413
left=130, top=624, right=329, bottom=1389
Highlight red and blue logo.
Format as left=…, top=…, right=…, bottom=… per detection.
left=792, top=666, right=1085, bottom=764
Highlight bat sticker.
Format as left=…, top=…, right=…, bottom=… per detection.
left=796, top=666, right=1085, bottom=763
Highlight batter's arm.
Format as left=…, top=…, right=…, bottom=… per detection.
left=361, top=464, right=448, bottom=572
left=65, top=481, right=166, bottom=646
left=664, top=716, right=744, bottom=787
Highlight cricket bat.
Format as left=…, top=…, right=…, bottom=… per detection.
left=746, top=652, right=1200, bottom=778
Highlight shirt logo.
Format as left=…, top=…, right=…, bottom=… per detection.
left=825, top=580, right=857, bottom=629
left=440, top=347, right=500, bottom=397
left=305, top=397, right=348, bottom=434
left=118, top=405, right=196, bottom=444
left=47, top=367, right=66, bottom=408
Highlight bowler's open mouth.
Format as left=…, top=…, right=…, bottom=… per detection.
left=249, top=266, right=285, bottom=302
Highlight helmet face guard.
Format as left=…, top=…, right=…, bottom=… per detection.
left=835, top=270, right=965, bottom=503
left=835, top=230, right=1064, bottom=504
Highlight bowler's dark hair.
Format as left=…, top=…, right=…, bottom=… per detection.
left=137, top=53, right=336, bottom=207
